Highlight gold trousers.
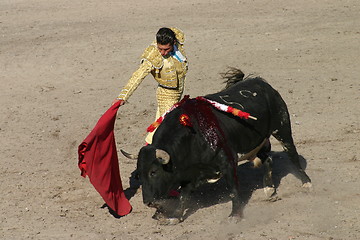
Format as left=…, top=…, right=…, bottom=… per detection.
left=145, top=84, right=184, bottom=144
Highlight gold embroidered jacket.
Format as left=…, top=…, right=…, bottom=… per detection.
left=117, top=28, right=188, bottom=101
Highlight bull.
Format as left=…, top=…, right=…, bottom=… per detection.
left=127, top=69, right=312, bottom=224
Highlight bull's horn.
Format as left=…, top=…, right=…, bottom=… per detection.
left=120, top=149, right=138, bottom=160
left=156, top=149, right=170, bottom=164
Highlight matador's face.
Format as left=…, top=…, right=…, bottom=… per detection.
left=157, top=43, right=174, bottom=57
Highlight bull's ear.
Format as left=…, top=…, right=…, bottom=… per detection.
left=155, top=149, right=170, bottom=164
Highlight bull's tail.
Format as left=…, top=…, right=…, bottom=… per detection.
left=221, top=67, right=245, bottom=89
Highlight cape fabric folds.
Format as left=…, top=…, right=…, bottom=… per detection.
left=78, top=101, right=132, bottom=216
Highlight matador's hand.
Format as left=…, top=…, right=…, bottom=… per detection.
left=112, top=99, right=125, bottom=106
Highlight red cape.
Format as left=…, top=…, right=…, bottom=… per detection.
left=78, top=101, right=132, bottom=216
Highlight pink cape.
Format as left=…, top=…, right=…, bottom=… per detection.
left=78, top=101, right=132, bottom=216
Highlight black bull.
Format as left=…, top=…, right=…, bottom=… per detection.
left=134, top=70, right=312, bottom=222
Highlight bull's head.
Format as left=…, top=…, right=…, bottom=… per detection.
left=137, top=146, right=175, bottom=208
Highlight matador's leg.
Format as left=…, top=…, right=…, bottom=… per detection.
left=145, top=86, right=183, bottom=144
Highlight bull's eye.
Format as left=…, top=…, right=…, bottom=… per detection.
left=149, top=170, right=157, bottom=177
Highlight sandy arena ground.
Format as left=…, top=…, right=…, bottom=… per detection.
left=1, top=0, right=359, bottom=239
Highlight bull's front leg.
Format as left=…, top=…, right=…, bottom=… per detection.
left=224, top=165, right=247, bottom=219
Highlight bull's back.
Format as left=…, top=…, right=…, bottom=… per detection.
left=206, top=77, right=277, bottom=110
left=205, top=77, right=287, bottom=151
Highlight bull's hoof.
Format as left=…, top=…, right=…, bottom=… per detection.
left=302, top=182, right=312, bottom=189
left=263, top=186, right=276, bottom=198
left=152, top=210, right=164, bottom=220
left=152, top=210, right=182, bottom=225
left=227, top=215, right=245, bottom=224
left=267, top=195, right=281, bottom=202
left=263, top=186, right=281, bottom=201
left=229, top=210, right=244, bottom=219
left=159, top=217, right=182, bottom=225
left=302, top=182, right=313, bottom=192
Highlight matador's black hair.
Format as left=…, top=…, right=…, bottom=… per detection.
left=156, top=27, right=176, bottom=45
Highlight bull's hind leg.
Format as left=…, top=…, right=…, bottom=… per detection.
left=257, top=147, right=278, bottom=200
left=272, top=126, right=312, bottom=188
left=262, top=156, right=279, bottom=200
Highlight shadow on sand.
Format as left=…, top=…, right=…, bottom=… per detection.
left=122, top=151, right=309, bottom=221
left=182, top=151, right=308, bottom=221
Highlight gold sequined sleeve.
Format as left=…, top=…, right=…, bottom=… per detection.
left=117, top=60, right=153, bottom=101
